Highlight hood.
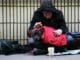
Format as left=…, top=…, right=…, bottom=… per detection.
left=38, top=1, right=57, bottom=13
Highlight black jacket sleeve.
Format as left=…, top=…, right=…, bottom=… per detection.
left=56, top=11, right=68, bottom=33
left=59, top=19, right=68, bottom=34
left=29, top=11, right=41, bottom=30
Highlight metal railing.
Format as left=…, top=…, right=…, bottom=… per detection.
left=0, top=0, right=80, bottom=45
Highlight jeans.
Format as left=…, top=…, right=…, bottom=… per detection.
left=66, top=34, right=74, bottom=42
left=28, top=35, right=74, bottom=45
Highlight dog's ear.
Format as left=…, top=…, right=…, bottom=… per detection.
left=27, top=29, right=37, bottom=37
left=27, top=30, right=32, bottom=37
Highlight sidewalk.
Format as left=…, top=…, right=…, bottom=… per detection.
left=0, top=53, right=80, bottom=60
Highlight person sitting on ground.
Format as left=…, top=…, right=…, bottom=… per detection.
left=27, top=1, right=68, bottom=55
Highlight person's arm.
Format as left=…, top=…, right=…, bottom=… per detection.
left=29, top=11, right=41, bottom=30
left=59, top=19, right=68, bottom=34
left=27, top=11, right=41, bottom=37
left=57, top=11, right=68, bottom=34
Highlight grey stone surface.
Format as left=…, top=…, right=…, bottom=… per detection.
left=0, top=54, right=80, bottom=60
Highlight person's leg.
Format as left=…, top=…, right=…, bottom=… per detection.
left=27, top=37, right=46, bottom=48
left=33, top=43, right=48, bottom=55
left=27, top=37, right=48, bottom=55
left=66, top=35, right=74, bottom=42
left=54, top=46, right=67, bottom=53
left=66, top=34, right=78, bottom=50
left=66, top=34, right=80, bottom=50
left=27, top=29, right=43, bottom=48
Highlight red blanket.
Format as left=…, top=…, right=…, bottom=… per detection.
left=41, top=26, right=67, bottom=46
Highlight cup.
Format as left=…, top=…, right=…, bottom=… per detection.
left=47, top=47, right=55, bottom=55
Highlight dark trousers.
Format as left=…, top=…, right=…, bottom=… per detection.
left=28, top=38, right=67, bottom=53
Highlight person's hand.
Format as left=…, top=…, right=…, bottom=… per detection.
left=54, top=29, right=62, bottom=36
left=34, top=22, right=42, bottom=28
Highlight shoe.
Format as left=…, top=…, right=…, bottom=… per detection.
left=33, top=48, right=48, bottom=55
left=55, top=47, right=67, bottom=53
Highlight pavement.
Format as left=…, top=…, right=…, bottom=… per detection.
left=0, top=53, right=80, bottom=60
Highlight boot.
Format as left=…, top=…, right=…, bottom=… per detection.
left=33, top=48, right=48, bottom=55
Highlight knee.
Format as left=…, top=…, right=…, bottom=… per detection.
left=27, top=37, right=35, bottom=45
left=66, top=35, right=74, bottom=43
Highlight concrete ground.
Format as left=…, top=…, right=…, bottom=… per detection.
left=0, top=53, right=80, bottom=60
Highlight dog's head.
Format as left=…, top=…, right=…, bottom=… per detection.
left=30, top=29, right=42, bottom=40
left=27, top=29, right=43, bottom=45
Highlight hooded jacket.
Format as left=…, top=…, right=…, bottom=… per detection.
left=29, top=1, right=68, bottom=34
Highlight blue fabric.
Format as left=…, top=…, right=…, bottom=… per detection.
left=71, top=32, right=80, bottom=35
left=66, top=35, right=74, bottom=41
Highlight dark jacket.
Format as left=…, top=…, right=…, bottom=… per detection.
left=29, top=1, right=68, bottom=34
